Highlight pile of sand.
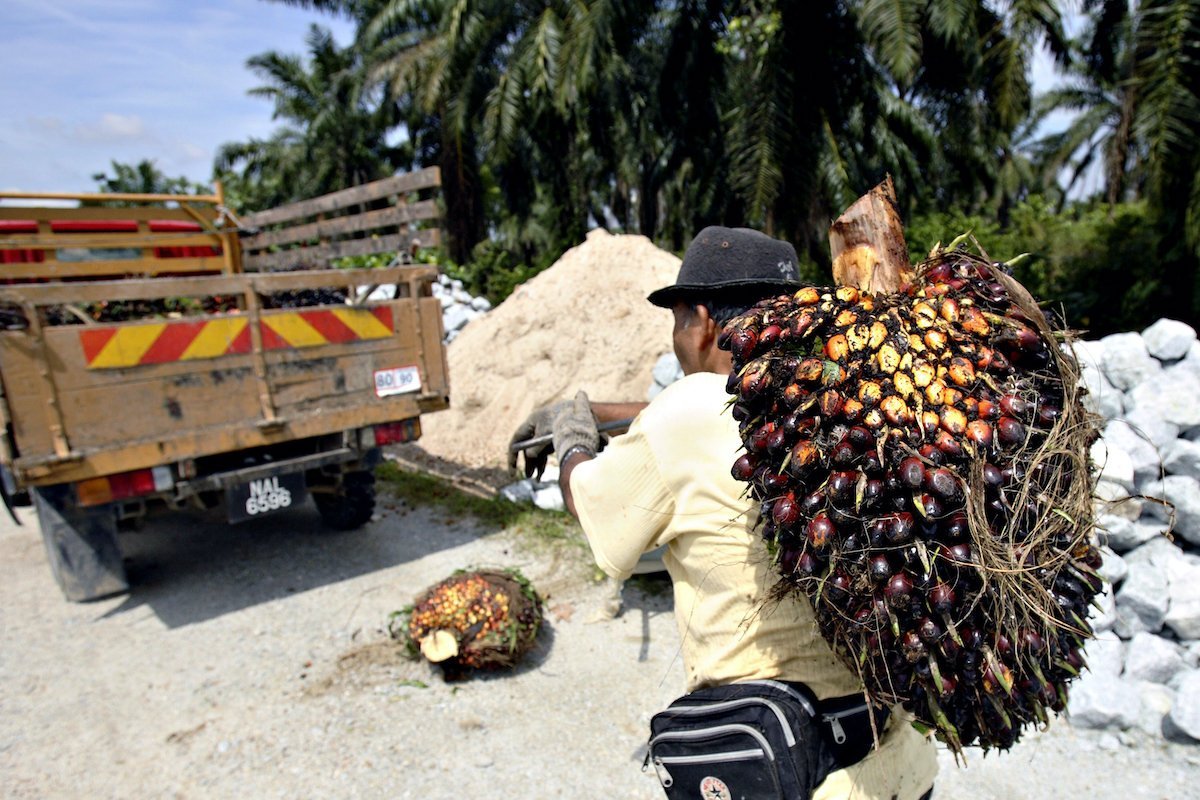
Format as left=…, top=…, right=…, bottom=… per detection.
left=416, top=229, right=680, bottom=469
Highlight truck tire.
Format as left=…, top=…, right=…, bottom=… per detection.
left=31, top=484, right=127, bottom=602
left=313, top=470, right=376, bottom=531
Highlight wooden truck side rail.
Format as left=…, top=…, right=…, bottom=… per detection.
left=0, top=188, right=241, bottom=278
left=239, top=166, right=442, bottom=272
left=0, top=266, right=450, bottom=487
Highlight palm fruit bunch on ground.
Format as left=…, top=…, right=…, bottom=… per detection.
left=391, top=568, right=544, bottom=678
left=720, top=180, right=1100, bottom=755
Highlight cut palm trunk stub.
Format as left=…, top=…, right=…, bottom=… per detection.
left=719, top=178, right=1100, bottom=756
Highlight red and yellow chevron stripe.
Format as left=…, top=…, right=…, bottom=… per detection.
left=79, top=307, right=395, bottom=369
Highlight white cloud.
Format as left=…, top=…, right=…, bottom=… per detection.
left=78, top=112, right=147, bottom=140
left=27, top=116, right=64, bottom=134
left=179, top=142, right=208, bottom=161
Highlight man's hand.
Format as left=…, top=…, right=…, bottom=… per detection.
left=551, top=390, right=601, bottom=464
left=507, top=397, right=579, bottom=479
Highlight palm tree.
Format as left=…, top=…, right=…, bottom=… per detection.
left=1134, top=0, right=1200, bottom=318
left=1026, top=1, right=1139, bottom=208
left=1031, top=0, right=1200, bottom=319
left=92, top=159, right=209, bottom=196
left=214, top=23, right=400, bottom=212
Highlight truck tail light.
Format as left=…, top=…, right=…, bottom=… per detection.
left=373, top=418, right=421, bottom=446
left=77, top=466, right=174, bottom=507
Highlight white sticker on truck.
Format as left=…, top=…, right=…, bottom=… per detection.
left=374, top=365, right=422, bottom=397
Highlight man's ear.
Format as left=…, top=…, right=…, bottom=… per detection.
left=692, top=303, right=719, bottom=348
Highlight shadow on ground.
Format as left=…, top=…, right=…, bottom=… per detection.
left=97, top=496, right=493, bottom=629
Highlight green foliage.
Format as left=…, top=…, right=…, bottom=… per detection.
left=92, top=159, right=209, bottom=199
left=449, top=240, right=540, bottom=305
left=908, top=196, right=1175, bottom=337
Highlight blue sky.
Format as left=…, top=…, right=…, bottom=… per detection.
left=1, top=0, right=354, bottom=193
left=2, top=1, right=1080, bottom=197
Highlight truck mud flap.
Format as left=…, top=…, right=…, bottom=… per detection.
left=31, top=485, right=127, bottom=602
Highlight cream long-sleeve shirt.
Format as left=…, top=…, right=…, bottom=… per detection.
left=570, top=371, right=938, bottom=800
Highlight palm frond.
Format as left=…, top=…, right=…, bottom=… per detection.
left=926, top=0, right=975, bottom=42
left=858, top=0, right=923, bottom=86
left=1133, top=0, right=1200, bottom=181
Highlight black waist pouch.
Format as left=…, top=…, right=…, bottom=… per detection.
left=646, top=680, right=836, bottom=800
left=816, top=693, right=890, bottom=770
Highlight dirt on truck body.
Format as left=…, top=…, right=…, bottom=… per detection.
left=0, top=169, right=449, bottom=601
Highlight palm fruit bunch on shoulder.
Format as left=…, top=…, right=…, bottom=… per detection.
left=392, top=568, right=544, bottom=678
left=719, top=180, right=1101, bottom=755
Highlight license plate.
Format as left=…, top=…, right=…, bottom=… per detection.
left=227, top=472, right=307, bottom=523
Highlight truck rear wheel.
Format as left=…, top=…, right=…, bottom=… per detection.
left=313, top=470, right=376, bottom=531
left=31, top=485, right=127, bottom=602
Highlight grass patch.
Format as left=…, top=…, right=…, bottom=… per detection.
left=625, top=572, right=673, bottom=597
left=374, top=461, right=590, bottom=561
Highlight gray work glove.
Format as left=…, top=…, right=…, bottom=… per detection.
left=551, top=390, right=601, bottom=466
left=508, top=397, right=577, bottom=478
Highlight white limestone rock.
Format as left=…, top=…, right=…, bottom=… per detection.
left=365, top=284, right=397, bottom=302
left=1075, top=339, right=1125, bottom=419
left=1091, top=439, right=1136, bottom=490
left=1096, top=515, right=1158, bottom=554
left=1165, top=559, right=1200, bottom=640
left=442, top=304, right=473, bottom=333
left=1124, top=535, right=1184, bottom=568
left=1084, top=629, right=1126, bottom=676
left=1123, top=632, right=1187, bottom=684
left=1127, top=372, right=1200, bottom=429
left=652, top=353, right=684, bottom=387
left=1187, top=642, right=1200, bottom=669
left=1142, top=319, right=1197, bottom=362
left=1068, top=672, right=1141, bottom=730
left=1122, top=407, right=1181, bottom=450
left=1115, top=561, right=1170, bottom=634
left=1167, top=670, right=1200, bottom=740
left=1100, top=422, right=1163, bottom=483
left=1141, top=475, right=1200, bottom=545
left=1083, top=366, right=1125, bottom=419
left=1094, top=478, right=1145, bottom=522
left=1098, top=546, right=1128, bottom=585
left=532, top=485, right=565, bottom=512
left=1100, top=331, right=1162, bottom=391
left=499, top=480, right=535, bottom=504
left=1089, top=583, right=1117, bottom=633
left=1163, top=439, right=1200, bottom=480
left=1136, top=681, right=1176, bottom=737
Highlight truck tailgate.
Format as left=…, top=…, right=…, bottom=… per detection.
left=0, top=268, right=449, bottom=485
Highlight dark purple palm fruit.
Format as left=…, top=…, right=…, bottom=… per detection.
left=718, top=178, right=1099, bottom=756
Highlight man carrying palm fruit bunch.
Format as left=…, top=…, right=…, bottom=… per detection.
left=509, top=224, right=938, bottom=800
left=720, top=180, right=1099, bottom=758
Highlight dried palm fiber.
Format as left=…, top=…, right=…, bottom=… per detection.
left=392, top=568, right=543, bottom=675
left=720, top=179, right=1101, bottom=756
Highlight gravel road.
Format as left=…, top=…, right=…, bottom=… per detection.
left=2, top=478, right=1198, bottom=799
